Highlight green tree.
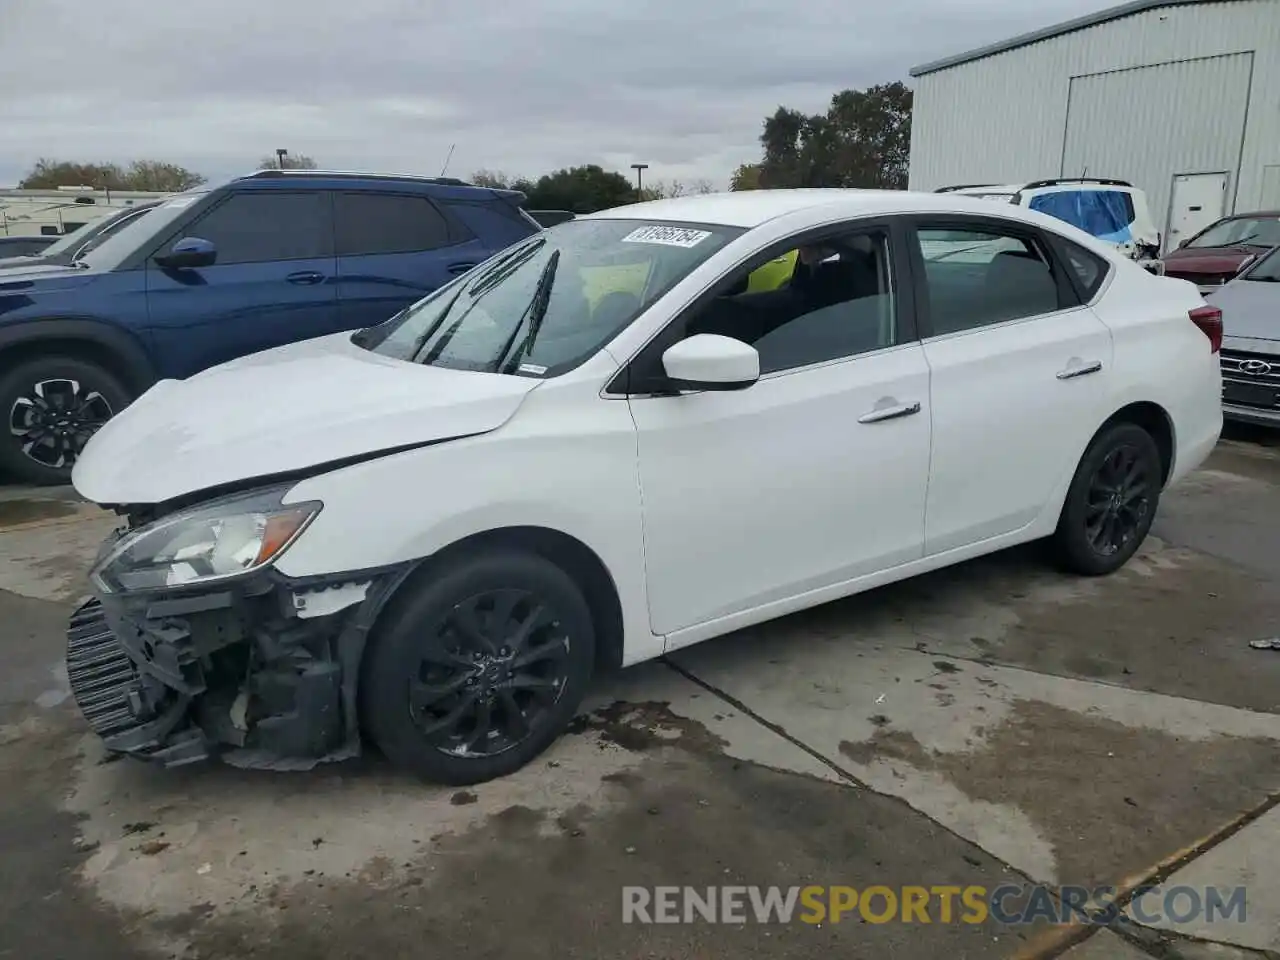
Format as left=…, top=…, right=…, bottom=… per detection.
left=257, top=153, right=318, bottom=170
left=18, top=157, right=205, bottom=191
left=758, top=82, right=912, bottom=189
left=520, top=165, right=637, bottom=213
left=729, top=163, right=763, bottom=191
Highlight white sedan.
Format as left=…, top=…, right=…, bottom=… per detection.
left=67, top=189, right=1223, bottom=784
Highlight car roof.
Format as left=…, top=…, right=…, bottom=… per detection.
left=579, top=188, right=1063, bottom=230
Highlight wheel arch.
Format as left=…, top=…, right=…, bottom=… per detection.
left=368, top=525, right=627, bottom=677
left=0, top=318, right=158, bottom=396
left=1095, top=400, right=1175, bottom=486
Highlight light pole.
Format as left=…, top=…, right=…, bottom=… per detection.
left=631, top=162, right=648, bottom=199
left=276, top=148, right=289, bottom=169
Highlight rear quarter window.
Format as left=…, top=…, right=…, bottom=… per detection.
left=443, top=199, right=541, bottom=245
left=1050, top=236, right=1110, bottom=301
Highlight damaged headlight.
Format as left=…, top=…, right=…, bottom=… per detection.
left=92, top=487, right=321, bottom=593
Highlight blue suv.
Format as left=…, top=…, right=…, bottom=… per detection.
left=0, top=170, right=540, bottom=484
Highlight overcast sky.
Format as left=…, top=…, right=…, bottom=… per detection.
left=1, top=0, right=1117, bottom=190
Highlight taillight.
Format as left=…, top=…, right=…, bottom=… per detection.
left=1189, top=304, right=1223, bottom=353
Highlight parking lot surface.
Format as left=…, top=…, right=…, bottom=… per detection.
left=2, top=428, right=1279, bottom=959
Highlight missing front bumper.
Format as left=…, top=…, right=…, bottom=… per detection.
left=66, top=568, right=405, bottom=771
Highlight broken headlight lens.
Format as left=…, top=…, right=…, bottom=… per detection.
left=92, top=488, right=321, bottom=593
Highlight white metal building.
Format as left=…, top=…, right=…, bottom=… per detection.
left=907, top=0, right=1280, bottom=249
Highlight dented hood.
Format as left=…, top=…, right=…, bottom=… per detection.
left=72, top=331, right=541, bottom=505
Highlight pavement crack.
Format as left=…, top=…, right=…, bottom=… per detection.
left=660, top=655, right=1044, bottom=884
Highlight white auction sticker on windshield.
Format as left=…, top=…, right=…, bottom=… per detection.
left=162, top=197, right=198, bottom=209
left=621, top=225, right=712, bottom=248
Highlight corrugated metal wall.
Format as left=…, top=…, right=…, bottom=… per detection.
left=1060, top=52, right=1252, bottom=225
left=908, top=0, right=1280, bottom=232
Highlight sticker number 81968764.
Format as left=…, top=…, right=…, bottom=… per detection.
left=621, top=225, right=713, bottom=248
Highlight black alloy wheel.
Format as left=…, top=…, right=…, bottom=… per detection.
left=1054, top=421, right=1163, bottom=576
left=0, top=356, right=131, bottom=485
left=362, top=549, right=596, bottom=784
left=1082, top=442, right=1154, bottom=558
left=9, top=378, right=115, bottom=470
left=410, top=589, right=570, bottom=758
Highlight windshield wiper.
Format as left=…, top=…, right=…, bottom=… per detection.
left=496, top=249, right=560, bottom=375
left=467, top=238, right=546, bottom=299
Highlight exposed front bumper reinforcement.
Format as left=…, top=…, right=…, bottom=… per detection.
left=66, top=562, right=414, bottom=771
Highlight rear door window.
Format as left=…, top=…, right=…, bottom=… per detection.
left=334, top=192, right=459, bottom=256
left=914, top=225, right=1067, bottom=335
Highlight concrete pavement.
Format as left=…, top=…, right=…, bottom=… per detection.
left=2, top=435, right=1279, bottom=959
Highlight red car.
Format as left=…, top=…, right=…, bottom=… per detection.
left=1161, top=212, right=1280, bottom=293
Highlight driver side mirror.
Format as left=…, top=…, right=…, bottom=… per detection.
left=661, top=334, right=759, bottom=392
left=154, top=236, right=216, bottom=269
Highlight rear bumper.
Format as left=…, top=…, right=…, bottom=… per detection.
left=66, top=561, right=411, bottom=770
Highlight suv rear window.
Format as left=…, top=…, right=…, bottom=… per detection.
left=334, top=192, right=459, bottom=256
left=1027, top=190, right=1135, bottom=242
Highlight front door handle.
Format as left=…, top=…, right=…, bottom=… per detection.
left=286, top=271, right=325, bottom=285
left=448, top=262, right=478, bottom=276
left=858, top=400, right=922, bottom=424
left=1056, top=360, right=1103, bottom=380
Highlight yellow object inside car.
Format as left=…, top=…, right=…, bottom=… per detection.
left=746, top=250, right=798, bottom=292
left=579, top=249, right=798, bottom=315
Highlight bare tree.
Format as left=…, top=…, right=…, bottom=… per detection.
left=257, top=154, right=319, bottom=170
left=470, top=169, right=512, bottom=188
left=19, top=157, right=205, bottom=191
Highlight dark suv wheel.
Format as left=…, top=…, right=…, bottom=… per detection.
left=360, top=548, right=596, bottom=784
left=0, top=355, right=131, bottom=486
left=1053, top=421, right=1163, bottom=576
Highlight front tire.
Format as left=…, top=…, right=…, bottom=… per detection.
left=0, top=355, right=131, bottom=485
left=361, top=549, right=596, bottom=785
left=1053, top=422, right=1163, bottom=576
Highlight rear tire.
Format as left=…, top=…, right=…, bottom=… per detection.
left=361, top=548, right=596, bottom=785
left=1052, top=422, right=1163, bottom=576
left=0, top=355, right=131, bottom=486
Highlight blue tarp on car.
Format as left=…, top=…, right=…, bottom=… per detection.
left=1028, top=190, right=1133, bottom=244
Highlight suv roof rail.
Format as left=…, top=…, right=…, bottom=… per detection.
left=242, top=169, right=473, bottom=187
left=934, top=184, right=998, bottom=193
left=1021, top=177, right=1132, bottom=190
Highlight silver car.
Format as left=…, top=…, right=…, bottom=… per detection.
left=1208, top=244, right=1280, bottom=427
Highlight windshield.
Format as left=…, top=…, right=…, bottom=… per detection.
left=1242, top=245, right=1280, bottom=282
left=77, top=190, right=209, bottom=269
left=354, top=218, right=743, bottom=377
left=70, top=204, right=159, bottom=260
left=31, top=204, right=152, bottom=261
left=1188, top=216, right=1280, bottom=249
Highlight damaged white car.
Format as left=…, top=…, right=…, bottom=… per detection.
left=67, top=190, right=1222, bottom=784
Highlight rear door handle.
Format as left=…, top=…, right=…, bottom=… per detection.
left=286, top=271, right=325, bottom=285
left=858, top=400, right=922, bottom=424
left=1056, top=360, right=1103, bottom=380
left=448, top=262, right=478, bottom=276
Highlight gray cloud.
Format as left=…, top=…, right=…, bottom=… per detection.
left=1, top=0, right=1117, bottom=188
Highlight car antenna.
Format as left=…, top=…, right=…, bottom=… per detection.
left=440, top=144, right=456, bottom=177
